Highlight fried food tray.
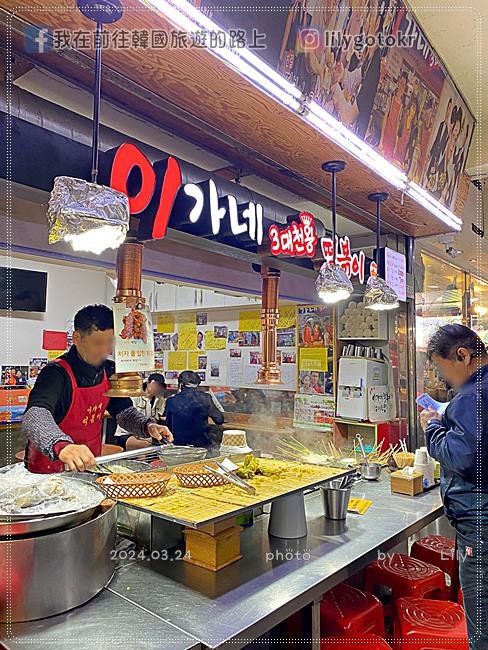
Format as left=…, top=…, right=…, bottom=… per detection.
left=116, top=457, right=353, bottom=528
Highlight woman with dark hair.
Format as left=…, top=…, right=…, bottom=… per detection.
left=115, top=373, right=168, bottom=450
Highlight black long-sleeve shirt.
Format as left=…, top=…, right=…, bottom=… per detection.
left=164, top=387, right=224, bottom=447
left=26, top=346, right=132, bottom=421
left=24, top=346, right=152, bottom=460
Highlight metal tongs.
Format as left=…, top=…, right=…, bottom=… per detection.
left=64, top=445, right=165, bottom=473
left=204, top=461, right=256, bottom=495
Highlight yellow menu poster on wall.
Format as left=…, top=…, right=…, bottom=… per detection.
left=188, top=351, right=200, bottom=370
left=178, top=313, right=197, bottom=350
left=205, top=332, right=226, bottom=350
left=168, top=351, right=187, bottom=371
left=156, top=313, right=175, bottom=334
left=278, top=305, right=297, bottom=329
left=299, top=348, right=327, bottom=372
left=239, top=310, right=261, bottom=332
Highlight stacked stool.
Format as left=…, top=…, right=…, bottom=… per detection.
left=364, top=554, right=447, bottom=618
left=320, top=583, right=386, bottom=637
left=391, top=597, right=468, bottom=649
left=411, top=535, right=459, bottom=600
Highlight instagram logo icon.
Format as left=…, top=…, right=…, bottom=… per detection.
left=298, top=28, right=321, bottom=51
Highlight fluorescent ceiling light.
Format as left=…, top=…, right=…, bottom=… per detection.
left=140, top=0, right=300, bottom=110
left=140, top=0, right=464, bottom=232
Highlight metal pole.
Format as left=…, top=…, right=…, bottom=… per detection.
left=91, top=20, right=103, bottom=183
left=331, top=170, right=337, bottom=259
left=376, top=200, right=381, bottom=264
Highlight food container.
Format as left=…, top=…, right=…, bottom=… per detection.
left=321, top=486, right=351, bottom=520
left=96, top=472, right=171, bottom=499
left=157, top=445, right=208, bottom=466
left=0, top=500, right=116, bottom=622
left=174, top=463, right=227, bottom=488
left=359, top=462, right=382, bottom=481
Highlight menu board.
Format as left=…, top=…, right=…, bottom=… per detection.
left=384, top=248, right=407, bottom=302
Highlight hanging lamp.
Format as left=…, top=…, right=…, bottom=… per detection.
left=47, top=0, right=129, bottom=254
left=316, top=161, right=353, bottom=304
left=364, top=192, right=399, bottom=311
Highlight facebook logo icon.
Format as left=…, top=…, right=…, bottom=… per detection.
left=24, top=26, right=52, bottom=53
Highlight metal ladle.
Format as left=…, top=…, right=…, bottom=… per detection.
left=356, top=434, right=370, bottom=466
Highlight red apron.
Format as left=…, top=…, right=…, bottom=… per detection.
left=27, top=359, right=110, bottom=474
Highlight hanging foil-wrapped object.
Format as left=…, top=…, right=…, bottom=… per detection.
left=47, top=176, right=130, bottom=255
left=364, top=275, right=399, bottom=311
left=315, top=262, right=353, bottom=304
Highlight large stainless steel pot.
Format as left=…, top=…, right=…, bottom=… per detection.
left=0, top=500, right=116, bottom=622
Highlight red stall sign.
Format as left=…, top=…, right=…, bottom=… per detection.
left=268, top=212, right=318, bottom=258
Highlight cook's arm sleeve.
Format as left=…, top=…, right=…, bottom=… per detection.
left=115, top=406, right=153, bottom=439
left=425, top=392, right=478, bottom=481
left=22, top=407, right=74, bottom=460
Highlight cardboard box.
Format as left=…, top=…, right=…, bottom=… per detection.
left=390, top=469, right=424, bottom=496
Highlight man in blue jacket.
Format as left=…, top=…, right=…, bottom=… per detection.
left=421, top=324, right=488, bottom=649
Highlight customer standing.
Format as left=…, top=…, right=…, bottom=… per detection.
left=420, top=324, right=488, bottom=649
left=164, top=370, right=224, bottom=448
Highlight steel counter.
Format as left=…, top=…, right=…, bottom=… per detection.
left=0, top=589, right=201, bottom=649
left=108, top=474, right=444, bottom=649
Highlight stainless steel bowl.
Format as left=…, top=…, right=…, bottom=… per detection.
left=157, top=445, right=207, bottom=466
left=359, top=462, right=382, bottom=480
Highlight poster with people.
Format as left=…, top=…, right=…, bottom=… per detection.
left=1, top=366, right=28, bottom=386
left=199, top=0, right=474, bottom=213
left=298, top=306, right=333, bottom=348
left=275, top=0, right=474, bottom=211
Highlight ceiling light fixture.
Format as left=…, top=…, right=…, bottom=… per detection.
left=316, top=161, right=353, bottom=304
left=364, top=192, right=399, bottom=311
left=141, top=0, right=463, bottom=232
left=47, top=0, right=130, bottom=254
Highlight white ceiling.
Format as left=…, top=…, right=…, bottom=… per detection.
left=409, top=0, right=488, bottom=175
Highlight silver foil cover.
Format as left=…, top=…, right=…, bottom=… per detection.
left=315, top=262, right=354, bottom=294
left=47, top=176, right=130, bottom=244
left=364, top=275, right=399, bottom=308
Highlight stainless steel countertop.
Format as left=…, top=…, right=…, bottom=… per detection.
left=108, top=473, right=444, bottom=649
left=0, top=589, right=201, bottom=649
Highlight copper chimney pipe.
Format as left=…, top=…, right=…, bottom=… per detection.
left=256, top=266, right=282, bottom=385
left=105, top=236, right=146, bottom=397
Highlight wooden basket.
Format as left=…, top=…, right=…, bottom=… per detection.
left=96, top=472, right=171, bottom=499
left=174, top=463, right=227, bottom=488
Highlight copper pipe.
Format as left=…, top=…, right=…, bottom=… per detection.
left=257, top=266, right=282, bottom=385
left=106, top=237, right=146, bottom=397
left=114, top=238, right=145, bottom=306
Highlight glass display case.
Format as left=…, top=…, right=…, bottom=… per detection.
left=415, top=253, right=465, bottom=401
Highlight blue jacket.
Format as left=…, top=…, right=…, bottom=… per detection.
left=164, top=387, right=224, bottom=447
left=425, top=364, right=488, bottom=526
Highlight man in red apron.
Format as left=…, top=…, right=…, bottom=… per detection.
left=23, top=305, right=173, bottom=473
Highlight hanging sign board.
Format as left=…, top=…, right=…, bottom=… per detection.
left=113, top=302, right=155, bottom=372
left=379, top=248, right=407, bottom=302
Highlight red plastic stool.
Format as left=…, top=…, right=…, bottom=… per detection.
left=321, top=634, right=392, bottom=649
left=391, top=597, right=468, bottom=649
left=411, top=535, right=459, bottom=599
left=364, top=554, right=447, bottom=618
left=457, top=588, right=464, bottom=606
left=321, top=583, right=386, bottom=637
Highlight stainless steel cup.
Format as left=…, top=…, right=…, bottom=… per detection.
left=321, top=486, right=352, bottom=520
